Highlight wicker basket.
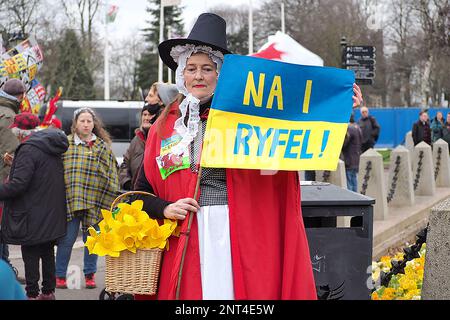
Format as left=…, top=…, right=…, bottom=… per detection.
left=104, top=191, right=162, bottom=296
left=105, top=248, right=163, bottom=295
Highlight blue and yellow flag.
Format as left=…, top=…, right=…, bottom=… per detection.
left=201, top=55, right=355, bottom=171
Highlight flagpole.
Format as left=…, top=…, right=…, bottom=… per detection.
left=104, top=0, right=110, bottom=100
left=158, top=1, right=164, bottom=82
left=281, top=1, right=285, bottom=33
left=248, top=0, right=253, bottom=55
left=168, top=25, right=172, bottom=83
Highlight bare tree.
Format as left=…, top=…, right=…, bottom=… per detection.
left=413, top=0, right=450, bottom=106
left=210, top=5, right=249, bottom=55
left=110, top=34, right=146, bottom=100
left=0, top=0, right=41, bottom=39
left=60, top=0, right=101, bottom=63
left=385, top=0, right=418, bottom=106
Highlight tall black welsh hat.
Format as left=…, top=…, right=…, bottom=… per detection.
left=158, top=13, right=231, bottom=71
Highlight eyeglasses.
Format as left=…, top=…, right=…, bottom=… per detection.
left=184, top=66, right=216, bottom=76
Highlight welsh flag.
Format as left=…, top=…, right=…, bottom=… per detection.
left=106, top=4, right=119, bottom=23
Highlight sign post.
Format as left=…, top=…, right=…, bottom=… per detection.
left=343, top=45, right=376, bottom=85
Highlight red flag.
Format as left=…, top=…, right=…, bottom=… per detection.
left=42, top=87, right=62, bottom=125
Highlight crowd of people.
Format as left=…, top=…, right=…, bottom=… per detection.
left=413, top=110, right=450, bottom=147
left=0, top=12, right=365, bottom=300
left=340, top=106, right=450, bottom=194
left=336, top=105, right=380, bottom=193
left=0, top=77, right=178, bottom=300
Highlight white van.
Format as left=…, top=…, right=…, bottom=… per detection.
left=41, top=100, right=144, bottom=164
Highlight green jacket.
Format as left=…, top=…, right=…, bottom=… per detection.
left=0, top=95, right=20, bottom=182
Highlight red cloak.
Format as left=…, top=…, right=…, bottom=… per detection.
left=141, top=101, right=317, bottom=300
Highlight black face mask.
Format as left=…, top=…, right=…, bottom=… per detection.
left=142, top=103, right=161, bottom=115
left=142, top=103, right=161, bottom=125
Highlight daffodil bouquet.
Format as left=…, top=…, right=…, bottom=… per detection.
left=85, top=200, right=178, bottom=257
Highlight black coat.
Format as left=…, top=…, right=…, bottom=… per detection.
left=358, top=115, right=380, bottom=152
left=412, top=120, right=431, bottom=146
left=0, top=129, right=69, bottom=245
left=342, top=123, right=363, bottom=170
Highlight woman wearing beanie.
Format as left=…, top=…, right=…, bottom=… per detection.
left=119, top=82, right=178, bottom=191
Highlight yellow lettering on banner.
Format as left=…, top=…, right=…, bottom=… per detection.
left=243, top=71, right=265, bottom=108
left=28, top=65, right=37, bottom=80
left=4, top=59, right=18, bottom=74
left=266, top=76, right=283, bottom=111
left=13, top=54, right=27, bottom=71
left=201, top=109, right=349, bottom=171
left=302, top=80, right=313, bottom=114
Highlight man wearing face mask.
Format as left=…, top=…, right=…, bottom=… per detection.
left=119, top=83, right=178, bottom=190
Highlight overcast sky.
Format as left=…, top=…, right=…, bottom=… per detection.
left=108, top=0, right=263, bottom=40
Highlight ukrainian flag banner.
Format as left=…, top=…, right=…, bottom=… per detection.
left=201, top=55, right=355, bottom=171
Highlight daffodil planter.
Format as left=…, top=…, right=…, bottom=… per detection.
left=105, top=247, right=163, bottom=296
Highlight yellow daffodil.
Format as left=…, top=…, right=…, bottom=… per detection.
left=117, top=201, right=147, bottom=222
left=101, top=209, right=122, bottom=229
left=123, top=234, right=137, bottom=253
left=85, top=227, right=99, bottom=254
left=92, top=232, right=128, bottom=257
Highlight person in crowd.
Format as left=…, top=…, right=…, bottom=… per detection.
left=56, top=108, right=119, bottom=290
left=412, top=110, right=431, bottom=146
left=0, top=259, right=26, bottom=300
left=0, top=113, right=68, bottom=300
left=0, top=79, right=26, bottom=269
left=132, top=13, right=363, bottom=300
left=342, top=114, right=363, bottom=192
left=441, top=112, right=450, bottom=147
left=358, top=106, right=380, bottom=153
left=431, top=111, right=445, bottom=143
left=119, top=83, right=178, bottom=190
left=0, top=79, right=25, bottom=181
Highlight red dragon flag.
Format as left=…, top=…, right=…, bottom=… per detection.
left=106, top=4, right=119, bottom=23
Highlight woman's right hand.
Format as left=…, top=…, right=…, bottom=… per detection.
left=163, top=198, right=200, bottom=221
left=3, top=153, right=13, bottom=166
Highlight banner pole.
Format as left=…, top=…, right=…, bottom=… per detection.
left=104, top=0, right=110, bottom=100
left=175, top=166, right=202, bottom=300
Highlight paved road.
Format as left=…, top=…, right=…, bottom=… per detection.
left=8, top=238, right=107, bottom=300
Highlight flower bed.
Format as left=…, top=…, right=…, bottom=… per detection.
left=371, top=243, right=426, bottom=300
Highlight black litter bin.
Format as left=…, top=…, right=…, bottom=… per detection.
left=301, top=182, right=375, bottom=300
